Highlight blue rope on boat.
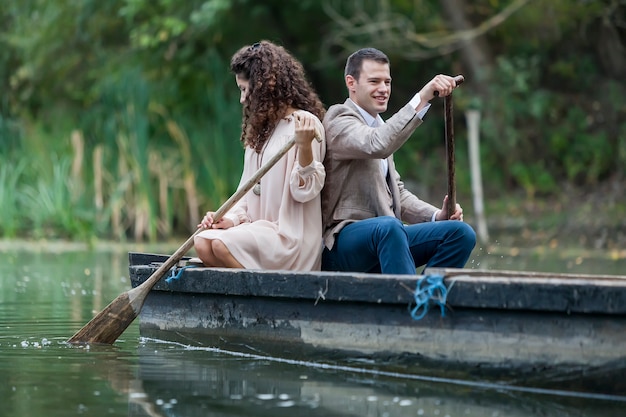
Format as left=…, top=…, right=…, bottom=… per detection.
left=410, top=274, right=450, bottom=320
left=165, top=265, right=197, bottom=283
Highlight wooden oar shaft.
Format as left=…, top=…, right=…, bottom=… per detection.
left=68, top=131, right=314, bottom=344
left=444, top=94, right=456, bottom=219
left=439, top=74, right=464, bottom=219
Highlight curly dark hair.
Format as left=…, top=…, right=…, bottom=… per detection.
left=230, top=40, right=326, bottom=152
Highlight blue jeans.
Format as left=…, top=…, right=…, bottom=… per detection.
left=322, top=216, right=476, bottom=275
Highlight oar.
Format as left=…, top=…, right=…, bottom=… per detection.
left=435, top=74, right=465, bottom=219
left=68, top=129, right=321, bottom=345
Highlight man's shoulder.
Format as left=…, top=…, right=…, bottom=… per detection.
left=323, top=100, right=358, bottom=124
left=325, top=100, right=351, bottom=114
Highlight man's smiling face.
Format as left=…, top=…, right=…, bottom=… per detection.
left=346, top=59, right=391, bottom=118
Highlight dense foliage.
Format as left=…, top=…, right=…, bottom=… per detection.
left=1, top=0, right=625, bottom=241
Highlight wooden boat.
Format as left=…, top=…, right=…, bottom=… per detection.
left=128, top=252, right=626, bottom=394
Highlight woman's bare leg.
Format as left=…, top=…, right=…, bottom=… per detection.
left=210, top=240, right=244, bottom=268
left=194, top=237, right=244, bottom=268
left=194, top=237, right=218, bottom=265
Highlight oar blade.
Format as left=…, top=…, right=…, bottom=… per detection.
left=67, top=289, right=142, bottom=345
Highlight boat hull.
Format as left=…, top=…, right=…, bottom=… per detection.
left=129, top=252, right=626, bottom=380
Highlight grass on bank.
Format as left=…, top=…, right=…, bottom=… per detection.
left=1, top=115, right=243, bottom=243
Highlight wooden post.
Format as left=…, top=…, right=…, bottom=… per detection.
left=466, top=109, right=489, bottom=243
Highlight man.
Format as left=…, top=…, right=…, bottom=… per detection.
left=321, top=47, right=476, bottom=275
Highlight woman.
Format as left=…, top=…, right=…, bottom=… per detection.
left=193, top=41, right=326, bottom=270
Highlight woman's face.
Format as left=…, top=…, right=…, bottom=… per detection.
left=235, top=74, right=250, bottom=105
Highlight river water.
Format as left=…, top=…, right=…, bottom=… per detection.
left=1, top=242, right=625, bottom=416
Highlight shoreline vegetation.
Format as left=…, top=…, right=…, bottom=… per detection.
left=2, top=183, right=625, bottom=261
left=1, top=130, right=624, bottom=258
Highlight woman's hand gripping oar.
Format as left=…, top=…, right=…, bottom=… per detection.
left=67, top=123, right=322, bottom=345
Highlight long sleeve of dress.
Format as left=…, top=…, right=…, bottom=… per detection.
left=289, top=122, right=326, bottom=203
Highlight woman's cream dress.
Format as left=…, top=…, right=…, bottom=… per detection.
left=194, top=112, right=326, bottom=270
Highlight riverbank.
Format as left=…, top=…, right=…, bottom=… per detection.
left=0, top=239, right=184, bottom=254
left=475, top=179, right=626, bottom=253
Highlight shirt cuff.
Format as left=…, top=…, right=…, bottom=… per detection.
left=295, top=161, right=317, bottom=176
left=409, top=92, right=431, bottom=119
left=224, top=212, right=241, bottom=227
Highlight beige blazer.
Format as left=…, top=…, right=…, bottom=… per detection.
left=321, top=99, right=439, bottom=250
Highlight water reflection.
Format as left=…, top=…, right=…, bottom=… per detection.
left=1, top=248, right=138, bottom=416
left=0, top=249, right=130, bottom=338
left=119, top=338, right=624, bottom=417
